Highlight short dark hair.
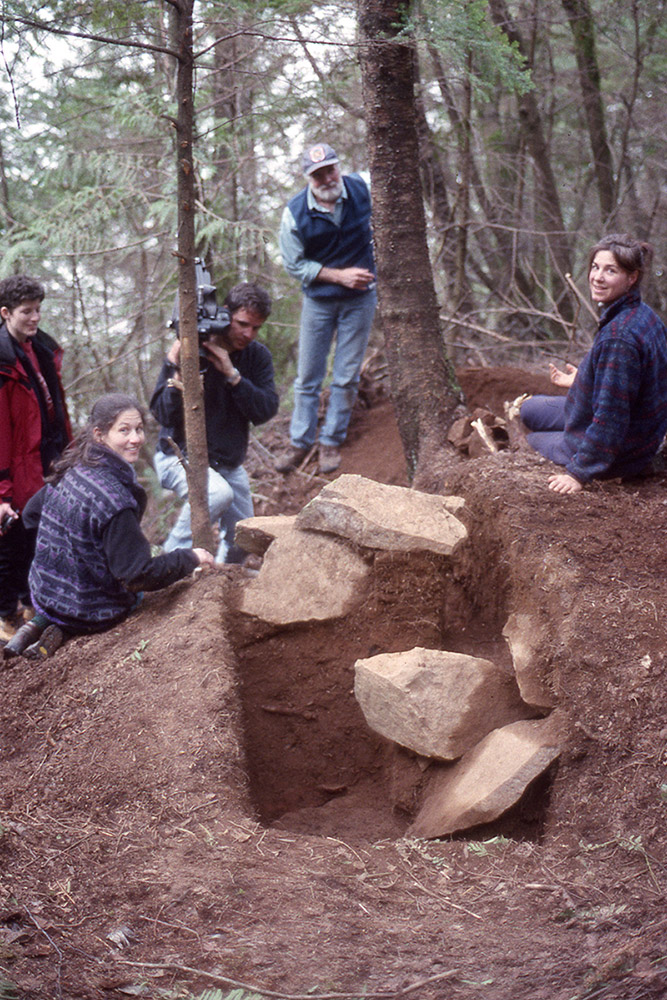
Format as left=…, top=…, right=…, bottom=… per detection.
left=0, top=275, right=46, bottom=312
left=224, top=282, right=272, bottom=320
left=588, top=234, right=654, bottom=288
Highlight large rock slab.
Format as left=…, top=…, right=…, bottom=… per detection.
left=239, top=524, right=369, bottom=625
left=409, top=713, right=564, bottom=838
left=296, top=474, right=467, bottom=555
left=235, top=514, right=297, bottom=556
left=502, top=612, right=556, bottom=709
left=354, top=647, right=533, bottom=760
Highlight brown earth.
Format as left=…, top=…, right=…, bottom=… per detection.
left=1, top=366, right=666, bottom=1000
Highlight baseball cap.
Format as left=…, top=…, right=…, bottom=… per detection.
left=302, top=142, right=339, bottom=176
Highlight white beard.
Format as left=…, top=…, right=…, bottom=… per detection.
left=311, top=179, right=343, bottom=203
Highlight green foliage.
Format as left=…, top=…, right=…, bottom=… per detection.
left=416, top=0, right=533, bottom=99
left=0, top=0, right=663, bottom=414
left=130, top=639, right=149, bottom=662
left=465, top=836, right=510, bottom=856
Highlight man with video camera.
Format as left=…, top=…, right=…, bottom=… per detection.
left=150, top=278, right=278, bottom=564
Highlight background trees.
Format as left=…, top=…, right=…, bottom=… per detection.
left=0, top=0, right=664, bottom=468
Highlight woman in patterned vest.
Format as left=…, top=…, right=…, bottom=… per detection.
left=3, top=393, right=214, bottom=661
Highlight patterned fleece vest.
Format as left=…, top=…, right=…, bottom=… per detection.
left=288, top=173, right=375, bottom=300
left=29, top=447, right=145, bottom=630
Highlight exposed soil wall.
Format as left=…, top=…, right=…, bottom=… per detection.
left=0, top=371, right=665, bottom=1000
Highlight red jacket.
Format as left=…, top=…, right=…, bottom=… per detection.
left=0, top=325, right=72, bottom=512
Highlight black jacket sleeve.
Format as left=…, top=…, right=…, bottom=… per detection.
left=102, top=508, right=199, bottom=591
left=149, top=360, right=181, bottom=425
left=231, top=342, right=279, bottom=427
left=22, top=485, right=46, bottom=530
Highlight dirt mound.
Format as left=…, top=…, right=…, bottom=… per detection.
left=1, top=368, right=666, bottom=1000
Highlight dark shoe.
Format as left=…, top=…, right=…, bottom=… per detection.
left=318, top=445, right=342, bottom=474
left=23, top=624, right=65, bottom=660
left=2, top=620, right=46, bottom=662
left=274, top=446, right=309, bottom=473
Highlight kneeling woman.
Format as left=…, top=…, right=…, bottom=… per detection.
left=521, top=234, right=667, bottom=494
left=4, top=393, right=214, bottom=660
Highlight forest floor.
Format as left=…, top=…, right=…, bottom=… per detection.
left=1, top=365, right=666, bottom=1000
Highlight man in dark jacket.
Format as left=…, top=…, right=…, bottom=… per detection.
left=151, top=281, right=278, bottom=564
left=0, top=275, right=71, bottom=643
left=276, top=141, right=376, bottom=474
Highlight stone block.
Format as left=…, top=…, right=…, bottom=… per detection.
left=239, top=524, right=369, bottom=625
left=354, top=647, right=533, bottom=760
left=235, top=514, right=297, bottom=556
left=296, top=474, right=467, bottom=555
left=409, top=714, right=564, bottom=838
left=502, top=612, right=556, bottom=709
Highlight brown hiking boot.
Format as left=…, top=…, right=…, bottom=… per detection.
left=23, top=624, right=65, bottom=660
left=318, top=445, right=342, bottom=474
left=274, top=446, right=309, bottom=473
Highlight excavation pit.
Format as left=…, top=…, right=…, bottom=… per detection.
left=230, top=545, right=552, bottom=843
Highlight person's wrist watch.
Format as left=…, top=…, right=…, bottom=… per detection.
left=226, top=367, right=242, bottom=386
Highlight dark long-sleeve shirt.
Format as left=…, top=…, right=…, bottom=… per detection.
left=150, top=340, right=279, bottom=470
left=24, top=480, right=198, bottom=600
left=563, top=288, right=667, bottom=483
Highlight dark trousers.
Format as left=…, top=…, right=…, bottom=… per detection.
left=520, top=394, right=575, bottom=467
left=0, top=516, right=36, bottom=617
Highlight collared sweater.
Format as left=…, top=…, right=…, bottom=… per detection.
left=563, top=288, right=667, bottom=483
left=27, top=446, right=198, bottom=632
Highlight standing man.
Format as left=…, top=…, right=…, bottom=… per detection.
left=0, top=275, right=71, bottom=643
left=276, top=141, right=377, bottom=474
left=151, top=281, right=278, bottom=564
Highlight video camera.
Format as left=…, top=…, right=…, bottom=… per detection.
left=170, top=259, right=231, bottom=357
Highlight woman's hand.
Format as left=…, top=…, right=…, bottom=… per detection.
left=549, top=362, right=578, bottom=388
left=193, top=548, right=216, bottom=566
left=548, top=473, right=583, bottom=494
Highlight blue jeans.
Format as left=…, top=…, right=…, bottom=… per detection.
left=154, top=451, right=253, bottom=564
left=290, top=290, right=377, bottom=449
left=521, top=395, right=574, bottom=466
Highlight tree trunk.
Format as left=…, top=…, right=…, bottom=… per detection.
left=560, top=0, right=615, bottom=222
left=427, top=44, right=534, bottom=303
left=487, top=0, right=573, bottom=318
left=174, top=0, right=215, bottom=552
left=358, top=0, right=461, bottom=487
